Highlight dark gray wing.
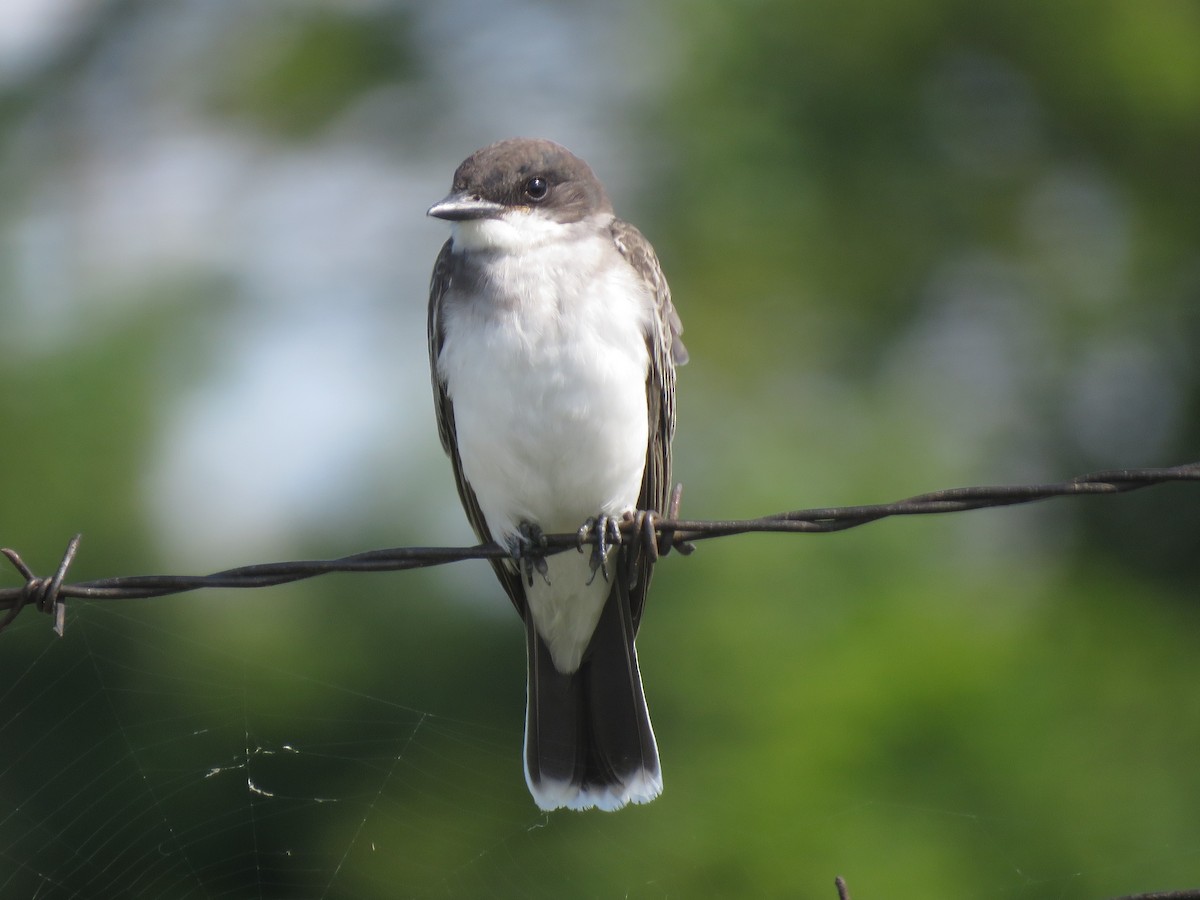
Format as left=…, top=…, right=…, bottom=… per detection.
left=610, top=219, right=686, bottom=630
left=428, top=239, right=526, bottom=615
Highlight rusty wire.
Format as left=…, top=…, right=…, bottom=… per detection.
left=1, top=462, right=1197, bottom=636
left=832, top=876, right=1200, bottom=900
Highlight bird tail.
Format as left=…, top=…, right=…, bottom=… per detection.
left=522, top=579, right=662, bottom=812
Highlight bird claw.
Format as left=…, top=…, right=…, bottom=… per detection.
left=576, top=514, right=623, bottom=584
left=511, top=522, right=550, bottom=587
left=627, top=508, right=661, bottom=564
left=571, top=486, right=696, bottom=586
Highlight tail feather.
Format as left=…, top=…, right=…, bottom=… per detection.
left=523, top=579, right=661, bottom=812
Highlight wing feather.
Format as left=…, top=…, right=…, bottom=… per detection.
left=609, top=219, right=686, bottom=630
left=428, top=239, right=526, bottom=614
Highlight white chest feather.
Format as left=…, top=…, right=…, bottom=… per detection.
left=438, top=222, right=652, bottom=537
left=436, top=217, right=653, bottom=671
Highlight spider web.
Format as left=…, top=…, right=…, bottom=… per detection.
left=2, top=565, right=1199, bottom=900
left=0, top=596, right=658, bottom=899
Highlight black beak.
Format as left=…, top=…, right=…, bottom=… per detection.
left=427, top=191, right=506, bottom=221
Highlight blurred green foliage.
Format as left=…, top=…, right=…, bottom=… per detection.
left=0, top=1, right=1198, bottom=898
left=208, top=7, right=418, bottom=138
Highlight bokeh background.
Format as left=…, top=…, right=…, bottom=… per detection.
left=2, top=0, right=1198, bottom=897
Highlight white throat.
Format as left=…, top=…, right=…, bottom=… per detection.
left=451, top=209, right=608, bottom=255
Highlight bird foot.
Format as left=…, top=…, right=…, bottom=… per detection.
left=576, top=514, right=624, bottom=583
left=626, top=508, right=661, bottom=563
left=510, top=522, right=550, bottom=587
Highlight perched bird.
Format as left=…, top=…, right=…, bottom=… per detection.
left=426, top=138, right=686, bottom=811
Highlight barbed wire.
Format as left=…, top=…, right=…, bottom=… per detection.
left=1, top=462, right=1197, bottom=637
left=833, top=876, right=1200, bottom=900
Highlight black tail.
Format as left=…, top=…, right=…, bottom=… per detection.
left=523, top=578, right=661, bottom=811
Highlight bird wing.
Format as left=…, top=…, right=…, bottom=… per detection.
left=610, top=219, right=686, bottom=630
left=428, top=239, right=527, bottom=615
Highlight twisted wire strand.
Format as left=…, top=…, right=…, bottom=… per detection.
left=1, top=462, right=1196, bottom=635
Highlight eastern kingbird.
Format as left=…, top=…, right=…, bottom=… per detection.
left=426, top=138, right=686, bottom=811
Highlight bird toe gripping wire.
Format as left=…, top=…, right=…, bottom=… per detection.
left=0, top=533, right=81, bottom=637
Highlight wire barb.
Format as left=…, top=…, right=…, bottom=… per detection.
left=660, top=481, right=694, bottom=557
left=0, top=533, right=80, bottom=636
left=0, top=463, right=1196, bottom=636
left=828, top=876, right=1200, bottom=900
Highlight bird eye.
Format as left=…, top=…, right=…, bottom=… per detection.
left=524, top=177, right=549, bottom=201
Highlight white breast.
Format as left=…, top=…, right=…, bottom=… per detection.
left=436, top=213, right=652, bottom=671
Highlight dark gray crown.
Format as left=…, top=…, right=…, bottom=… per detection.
left=447, top=138, right=613, bottom=223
